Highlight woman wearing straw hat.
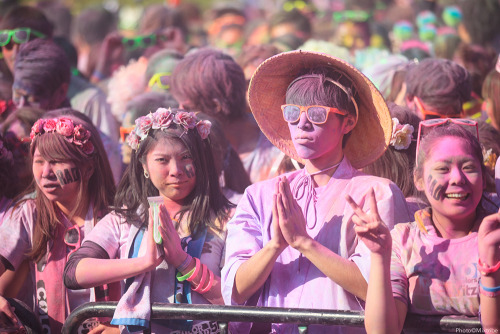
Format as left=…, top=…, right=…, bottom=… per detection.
left=221, top=50, right=412, bottom=334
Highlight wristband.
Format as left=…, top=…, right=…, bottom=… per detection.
left=200, top=269, right=214, bottom=294
left=192, top=264, right=208, bottom=293
left=479, top=279, right=500, bottom=292
left=176, top=267, right=195, bottom=282
left=176, top=254, right=192, bottom=273
left=479, top=279, right=500, bottom=297
left=186, top=257, right=201, bottom=282
left=478, top=258, right=500, bottom=276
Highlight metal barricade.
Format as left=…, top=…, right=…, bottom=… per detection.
left=62, top=302, right=482, bottom=334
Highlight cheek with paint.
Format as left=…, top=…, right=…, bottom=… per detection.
left=427, top=174, right=445, bottom=201
left=183, top=164, right=195, bottom=179
left=55, top=167, right=81, bottom=186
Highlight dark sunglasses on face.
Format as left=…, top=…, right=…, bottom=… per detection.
left=64, top=225, right=81, bottom=260
left=0, top=28, right=46, bottom=49
left=122, top=34, right=157, bottom=51
left=281, top=104, right=348, bottom=125
left=415, top=118, right=479, bottom=166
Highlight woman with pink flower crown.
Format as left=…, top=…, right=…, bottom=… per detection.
left=0, top=113, right=117, bottom=334
left=64, top=108, right=234, bottom=334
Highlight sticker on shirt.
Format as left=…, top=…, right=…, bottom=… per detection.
left=170, top=321, right=220, bottom=334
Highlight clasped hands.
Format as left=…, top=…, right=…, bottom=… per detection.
left=144, top=204, right=186, bottom=271
left=270, top=177, right=311, bottom=252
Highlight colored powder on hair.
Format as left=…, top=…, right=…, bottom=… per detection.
left=393, top=20, right=413, bottom=41
left=416, top=10, right=437, bottom=28
left=419, top=24, right=437, bottom=42
left=442, top=6, right=462, bottom=27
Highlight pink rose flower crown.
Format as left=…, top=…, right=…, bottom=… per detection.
left=30, top=117, right=95, bottom=155
left=127, top=108, right=212, bottom=150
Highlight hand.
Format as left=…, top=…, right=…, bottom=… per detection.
left=158, top=204, right=186, bottom=268
left=0, top=296, right=20, bottom=331
left=88, top=322, right=120, bottom=334
left=346, top=188, right=392, bottom=257
left=478, top=209, right=500, bottom=266
left=276, top=177, right=310, bottom=250
left=270, top=180, right=287, bottom=252
left=143, top=208, right=163, bottom=271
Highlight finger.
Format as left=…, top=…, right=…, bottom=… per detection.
left=279, top=181, right=290, bottom=212
left=88, top=325, right=105, bottom=334
left=345, top=194, right=370, bottom=221
left=282, top=178, right=299, bottom=210
left=1, top=304, right=18, bottom=326
left=354, top=225, right=369, bottom=234
left=277, top=193, right=288, bottom=220
left=351, top=214, right=367, bottom=227
left=272, top=194, right=278, bottom=221
left=368, top=188, right=380, bottom=217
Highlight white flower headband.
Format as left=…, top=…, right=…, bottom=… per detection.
left=390, top=117, right=414, bottom=150
left=127, top=108, right=212, bottom=150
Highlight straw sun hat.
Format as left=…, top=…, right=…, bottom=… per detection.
left=248, top=50, right=392, bottom=169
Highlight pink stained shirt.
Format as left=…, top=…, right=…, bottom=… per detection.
left=390, top=202, right=499, bottom=316
left=221, top=157, right=412, bottom=334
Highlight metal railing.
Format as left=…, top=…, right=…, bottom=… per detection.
left=62, top=302, right=482, bottom=334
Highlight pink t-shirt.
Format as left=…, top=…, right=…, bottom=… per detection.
left=390, top=208, right=485, bottom=316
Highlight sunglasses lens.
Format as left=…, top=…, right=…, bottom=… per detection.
left=424, top=118, right=444, bottom=125
left=142, top=36, right=153, bottom=46
left=0, top=32, right=10, bottom=46
left=307, top=107, right=327, bottom=123
left=64, top=227, right=79, bottom=245
left=159, top=75, right=171, bottom=87
left=14, top=30, right=29, bottom=43
left=123, top=38, right=135, bottom=48
left=283, top=105, right=300, bottom=122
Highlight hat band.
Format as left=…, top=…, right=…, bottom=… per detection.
left=287, top=75, right=359, bottom=120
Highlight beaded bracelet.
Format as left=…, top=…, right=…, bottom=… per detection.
left=479, top=279, right=500, bottom=298
left=186, top=257, right=201, bottom=282
left=192, top=264, right=208, bottom=293
left=177, top=254, right=193, bottom=273
left=176, top=267, right=195, bottom=282
left=200, top=269, right=214, bottom=294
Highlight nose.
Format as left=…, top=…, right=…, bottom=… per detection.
left=41, top=162, right=55, bottom=178
left=296, top=109, right=312, bottom=130
left=449, top=166, right=466, bottom=185
left=169, top=158, right=184, bottom=177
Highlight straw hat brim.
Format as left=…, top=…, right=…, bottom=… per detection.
left=248, top=50, right=392, bottom=169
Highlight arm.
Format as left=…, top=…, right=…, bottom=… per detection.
left=0, top=260, right=29, bottom=297
left=231, top=183, right=287, bottom=304
left=346, top=188, right=408, bottom=333
left=74, top=215, right=161, bottom=288
left=478, top=210, right=500, bottom=331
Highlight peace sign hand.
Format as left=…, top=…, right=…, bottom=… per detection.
left=346, top=188, right=392, bottom=257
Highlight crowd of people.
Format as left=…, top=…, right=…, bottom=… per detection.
left=0, top=0, right=499, bottom=333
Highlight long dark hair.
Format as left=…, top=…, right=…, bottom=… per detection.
left=19, top=111, right=115, bottom=262
left=114, top=108, right=233, bottom=234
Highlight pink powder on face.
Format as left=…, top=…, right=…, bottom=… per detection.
left=287, top=110, right=345, bottom=161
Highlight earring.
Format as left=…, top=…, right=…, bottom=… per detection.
left=144, top=170, right=150, bottom=179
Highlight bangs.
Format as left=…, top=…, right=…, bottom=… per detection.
left=34, top=133, right=84, bottom=163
